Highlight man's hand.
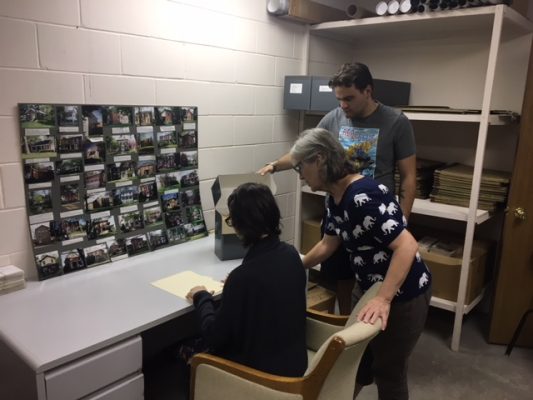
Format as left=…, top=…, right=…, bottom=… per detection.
left=257, top=154, right=292, bottom=175
left=357, top=296, right=391, bottom=331
left=186, top=285, right=212, bottom=302
left=257, top=163, right=275, bottom=176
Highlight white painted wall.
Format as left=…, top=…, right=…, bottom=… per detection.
left=0, top=0, right=306, bottom=280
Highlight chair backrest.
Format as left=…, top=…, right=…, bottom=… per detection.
left=304, top=282, right=382, bottom=400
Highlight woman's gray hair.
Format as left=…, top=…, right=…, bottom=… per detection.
left=290, top=127, right=357, bottom=183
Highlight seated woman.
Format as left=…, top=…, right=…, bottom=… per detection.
left=186, top=182, right=307, bottom=377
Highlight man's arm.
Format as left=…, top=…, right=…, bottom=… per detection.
left=258, top=112, right=334, bottom=175
left=397, top=154, right=416, bottom=220
left=257, top=152, right=293, bottom=175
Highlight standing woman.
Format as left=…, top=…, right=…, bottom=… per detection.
left=291, top=128, right=431, bottom=400
left=186, top=182, right=307, bottom=377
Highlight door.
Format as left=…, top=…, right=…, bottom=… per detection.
left=489, top=42, right=533, bottom=346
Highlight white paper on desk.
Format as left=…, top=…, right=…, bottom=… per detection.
left=151, top=271, right=224, bottom=299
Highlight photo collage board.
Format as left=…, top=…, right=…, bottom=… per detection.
left=19, top=103, right=206, bottom=281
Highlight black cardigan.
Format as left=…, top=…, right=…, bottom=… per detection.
left=193, top=235, right=307, bottom=377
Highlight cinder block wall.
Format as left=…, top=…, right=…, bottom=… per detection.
left=0, top=0, right=305, bottom=280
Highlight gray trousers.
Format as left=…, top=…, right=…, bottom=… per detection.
left=356, top=288, right=431, bottom=400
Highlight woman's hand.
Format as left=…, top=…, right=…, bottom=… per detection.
left=357, top=296, right=391, bottom=331
left=355, top=229, right=419, bottom=330
left=186, top=285, right=211, bottom=302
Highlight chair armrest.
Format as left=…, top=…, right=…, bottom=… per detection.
left=306, top=308, right=348, bottom=326
left=190, top=353, right=304, bottom=397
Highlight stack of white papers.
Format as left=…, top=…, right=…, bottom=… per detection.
left=0, top=265, right=26, bottom=295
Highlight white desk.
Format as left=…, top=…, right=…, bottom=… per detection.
left=0, top=236, right=241, bottom=400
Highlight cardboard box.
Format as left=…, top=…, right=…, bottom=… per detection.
left=307, top=285, right=335, bottom=312
left=301, top=218, right=322, bottom=254
left=280, top=0, right=347, bottom=24
left=419, top=241, right=489, bottom=303
left=211, top=173, right=277, bottom=261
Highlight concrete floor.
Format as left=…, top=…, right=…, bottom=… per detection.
left=358, top=308, right=533, bottom=400
left=144, top=308, right=533, bottom=400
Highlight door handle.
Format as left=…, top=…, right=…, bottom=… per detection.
left=513, top=207, right=527, bottom=221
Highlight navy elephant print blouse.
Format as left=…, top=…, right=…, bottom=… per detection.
left=324, top=177, right=431, bottom=301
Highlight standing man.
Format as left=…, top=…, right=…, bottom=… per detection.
left=259, top=63, right=417, bottom=313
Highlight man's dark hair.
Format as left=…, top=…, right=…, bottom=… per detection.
left=329, top=62, right=374, bottom=92
left=227, top=182, right=281, bottom=247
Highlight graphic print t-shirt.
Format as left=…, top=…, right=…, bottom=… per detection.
left=338, top=127, right=379, bottom=179
left=323, top=177, right=431, bottom=301
left=317, top=105, right=416, bottom=193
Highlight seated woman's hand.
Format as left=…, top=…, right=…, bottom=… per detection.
left=186, top=285, right=210, bottom=302
left=357, top=296, right=391, bottom=331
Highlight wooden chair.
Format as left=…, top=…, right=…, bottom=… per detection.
left=189, top=283, right=382, bottom=400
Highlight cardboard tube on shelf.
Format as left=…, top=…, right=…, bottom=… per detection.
left=345, top=4, right=374, bottom=19
left=266, top=0, right=289, bottom=15
left=388, top=0, right=401, bottom=14
left=399, top=0, right=413, bottom=13
left=375, top=1, right=389, bottom=15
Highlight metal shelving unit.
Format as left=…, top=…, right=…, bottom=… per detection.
left=296, top=5, right=533, bottom=351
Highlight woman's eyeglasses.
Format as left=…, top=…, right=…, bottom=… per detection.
left=293, top=155, right=317, bottom=175
left=225, top=215, right=233, bottom=227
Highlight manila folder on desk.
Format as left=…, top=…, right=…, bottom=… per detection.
left=151, top=271, right=223, bottom=299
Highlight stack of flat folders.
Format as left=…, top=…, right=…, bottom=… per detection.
left=395, top=158, right=445, bottom=199
left=430, top=163, right=510, bottom=212
left=0, top=265, right=26, bottom=295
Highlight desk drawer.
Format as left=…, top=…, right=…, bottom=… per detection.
left=45, top=336, right=142, bottom=400
left=83, top=373, right=143, bottom=400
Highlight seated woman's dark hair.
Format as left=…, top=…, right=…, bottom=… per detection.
left=227, top=182, right=281, bottom=247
